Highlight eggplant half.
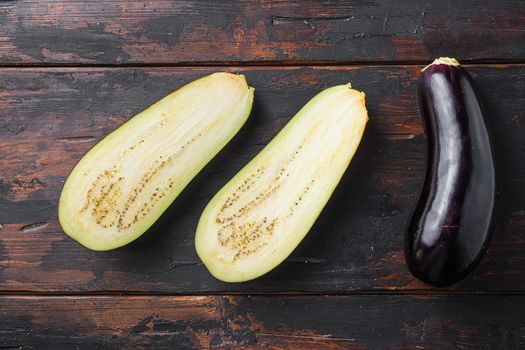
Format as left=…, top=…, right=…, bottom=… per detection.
left=59, top=72, right=254, bottom=250
left=405, top=57, right=495, bottom=287
left=196, top=84, right=368, bottom=282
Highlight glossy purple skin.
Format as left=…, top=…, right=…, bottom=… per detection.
left=405, top=62, right=495, bottom=287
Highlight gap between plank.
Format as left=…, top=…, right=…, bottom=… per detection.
left=0, top=59, right=523, bottom=69
left=0, top=290, right=524, bottom=297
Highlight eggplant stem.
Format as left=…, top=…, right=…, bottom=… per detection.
left=421, top=57, right=460, bottom=72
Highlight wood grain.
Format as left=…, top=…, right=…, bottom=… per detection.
left=0, top=0, right=524, bottom=65
left=0, top=65, right=523, bottom=293
left=1, top=295, right=524, bottom=349
left=0, top=1, right=523, bottom=348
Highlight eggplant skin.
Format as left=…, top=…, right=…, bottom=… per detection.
left=405, top=58, right=496, bottom=287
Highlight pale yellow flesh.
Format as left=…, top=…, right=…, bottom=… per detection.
left=59, top=72, right=254, bottom=250
left=195, top=84, right=368, bottom=282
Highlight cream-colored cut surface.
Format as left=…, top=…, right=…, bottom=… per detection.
left=195, top=84, right=368, bottom=282
left=59, top=72, right=254, bottom=250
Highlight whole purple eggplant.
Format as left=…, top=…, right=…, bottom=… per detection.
left=405, top=57, right=495, bottom=287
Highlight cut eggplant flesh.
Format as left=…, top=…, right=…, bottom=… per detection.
left=196, top=84, right=368, bottom=282
left=59, top=72, right=254, bottom=251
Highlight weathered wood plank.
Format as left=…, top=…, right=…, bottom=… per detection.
left=0, top=0, right=524, bottom=64
left=0, top=66, right=523, bottom=293
left=1, top=295, right=524, bottom=349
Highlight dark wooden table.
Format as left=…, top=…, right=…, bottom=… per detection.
left=1, top=1, right=524, bottom=349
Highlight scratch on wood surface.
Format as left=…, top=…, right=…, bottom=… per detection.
left=447, top=0, right=453, bottom=27
left=259, top=332, right=356, bottom=342
left=413, top=6, right=426, bottom=34
left=55, top=136, right=96, bottom=143
left=259, top=343, right=287, bottom=350
left=167, top=260, right=201, bottom=272
left=271, top=15, right=357, bottom=25
left=382, top=15, right=390, bottom=32
left=287, top=257, right=328, bottom=264
left=19, top=221, right=49, bottom=233
left=378, top=132, right=417, bottom=140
